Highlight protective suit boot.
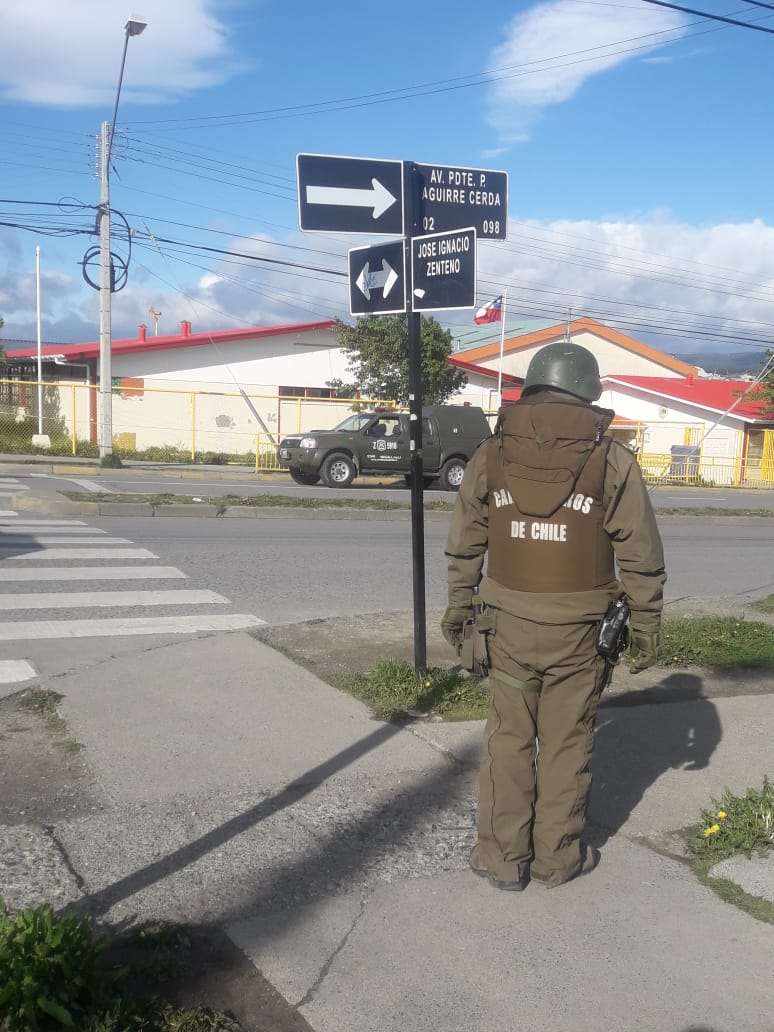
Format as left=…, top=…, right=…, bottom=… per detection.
left=468, top=846, right=529, bottom=892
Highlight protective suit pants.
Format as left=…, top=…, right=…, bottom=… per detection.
left=475, top=612, right=609, bottom=885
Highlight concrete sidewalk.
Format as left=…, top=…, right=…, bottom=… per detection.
left=2, top=629, right=773, bottom=1032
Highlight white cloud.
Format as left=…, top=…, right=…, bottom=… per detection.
left=473, top=215, right=774, bottom=352
left=0, top=0, right=246, bottom=108
left=485, top=0, right=687, bottom=143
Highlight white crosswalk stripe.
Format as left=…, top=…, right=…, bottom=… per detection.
left=2, top=566, right=186, bottom=581
left=0, top=479, right=28, bottom=494
left=0, top=536, right=130, bottom=546
left=1, top=514, right=265, bottom=684
left=0, top=660, right=36, bottom=683
left=0, top=615, right=264, bottom=641
left=9, top=547, right=159, bottom=559
left=0, top=590, right=230, bottom=610
left=1, top=520, right=90, bottom=528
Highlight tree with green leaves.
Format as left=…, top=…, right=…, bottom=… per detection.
left=745, top=350, right=774, bottom=417
left=332, top=314, right=467, bottom=405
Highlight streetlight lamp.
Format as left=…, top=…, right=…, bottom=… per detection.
left=98, top=14, right=147, bottom=459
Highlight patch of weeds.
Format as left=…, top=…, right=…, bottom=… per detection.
left=18, top=687, right=80, bottom=754
left=656, top=615, right=774, bottom=670
left=0, top=903, right=242, bottom=1031
left=685, top=778, right=774, bottom=923
left=63, top=491, right=179, bottom=506
left=99, top=454, right=124, bottom=469
left=347, top=658, right=488, bottom=721
left=60, top=489, right=450, bottom=512
left=751, top=594, right=774, bottom=614
left=0, top=901, right=130, bottom=1031
left=117, top=921, right=190, bottom=983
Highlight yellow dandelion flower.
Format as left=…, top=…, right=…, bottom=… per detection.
left=704, top=825, right=720, bottom=837
left=717, top=811, right=727, bottom=819
left=425, top=679, right=432, bottom=687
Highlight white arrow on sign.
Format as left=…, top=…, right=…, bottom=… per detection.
left=306, top=178, right=398, bottom=219
left=356, top=259, right=399, bottom=301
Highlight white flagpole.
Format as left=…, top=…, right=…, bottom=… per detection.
left=496, top=289, right=508, bottom=404
left=36, top=245, right=43, bottom=435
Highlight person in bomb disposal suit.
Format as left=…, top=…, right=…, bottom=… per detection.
left=442, top=342, right=666, bottom=891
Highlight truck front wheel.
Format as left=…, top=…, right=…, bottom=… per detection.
left=321, top=452, right=356, bottom=488
left=439, top=458, right=466, bottom=491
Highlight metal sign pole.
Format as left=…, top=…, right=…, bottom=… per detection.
left=403, top=161, right=427, bottom=674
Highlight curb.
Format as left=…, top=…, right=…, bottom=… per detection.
left=0, top=457, right=282, bottom=481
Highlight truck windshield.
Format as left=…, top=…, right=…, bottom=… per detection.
left=333, top=413, right=376, bottom=432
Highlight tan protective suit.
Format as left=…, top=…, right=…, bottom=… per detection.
left=445, top=391, right=666, bottom=885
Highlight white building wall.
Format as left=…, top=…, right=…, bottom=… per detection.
left=451, top=372, right=503, bottom=412
left=111, top=327, right=349, bottom=388
left=106, top=327, right=360, bottom=450
left=602, top=387, right=744, bottom=484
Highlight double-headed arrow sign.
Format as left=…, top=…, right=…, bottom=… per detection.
left=348, top=240, right=405, bottom=316
left=297, top=154, right=404, bottom=235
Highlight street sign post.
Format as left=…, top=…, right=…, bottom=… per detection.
left=296, top=150, right=507, bottom=676
left=297, top=153, right=404, bottom=235
left=410, top=227, right=476, bottom=313
left=413, top=163, right=508, bottom=240
left=348, top=240, right=406, bottom=316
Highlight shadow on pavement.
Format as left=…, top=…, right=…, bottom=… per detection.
left=0, top=526, right=45, bottom=561
left=589, top=672, right=722, bottom=847
left=71, top=720, right=477, bottom=926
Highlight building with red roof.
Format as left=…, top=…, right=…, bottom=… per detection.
left=453, top=318, right=774, bottom=486
left=4, top=319, right=351, bottom=452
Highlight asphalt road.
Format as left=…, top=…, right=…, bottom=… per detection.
left=2, top=506, right=771, bottom=684
left=87, top=513, right=774, bottom=615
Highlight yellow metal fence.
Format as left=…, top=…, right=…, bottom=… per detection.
left=0, top=378, right=394, bottom=471
left=2, top=377, right=773, bottom=486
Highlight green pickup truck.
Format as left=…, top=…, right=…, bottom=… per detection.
left=277, top=404, right=492, bottom=490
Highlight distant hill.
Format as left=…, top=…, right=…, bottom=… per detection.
left=674, top=350, right=769, bottom=377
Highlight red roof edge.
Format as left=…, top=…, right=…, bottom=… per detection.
left=7, top=319, right=337, bottom=362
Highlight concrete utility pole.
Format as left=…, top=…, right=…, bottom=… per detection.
left=98, top=120, right=113, bottom=458
left=98, top=15, right=147, bottom=459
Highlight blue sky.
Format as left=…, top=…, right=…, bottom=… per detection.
left=2, top=0, right=774, bottom=357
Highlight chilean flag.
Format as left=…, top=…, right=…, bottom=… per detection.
left=474, top=295, right=503, bottom=324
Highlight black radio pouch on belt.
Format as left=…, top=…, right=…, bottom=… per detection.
left=460, top=597, right=495, bottom=678
left=595, top=595, right=630, bottom=661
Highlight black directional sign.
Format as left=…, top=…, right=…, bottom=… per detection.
left=411, top=227, right=476, bottom=313
left=414, top=163, right=508, bottom=240
left=348, top=240, right=406, bottom=316
left=297, top=153, right=404, bottom=235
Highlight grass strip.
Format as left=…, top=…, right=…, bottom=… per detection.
left=685, top=778, right=774, bottom=923
left=61, top=491, right=774, bottom=518
left=345, top=658, right=488, bottom=722
left=339, top=616, right=774, bottom=723
left=658, top=615, right=774, bottom=670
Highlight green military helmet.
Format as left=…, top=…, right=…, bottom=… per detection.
left=522, top=341, right=602, bottom=402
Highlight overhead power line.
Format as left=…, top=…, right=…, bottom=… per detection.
left=123, top=20, right=696, bottom=131
left=640, top=0, right=774, bottom=32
